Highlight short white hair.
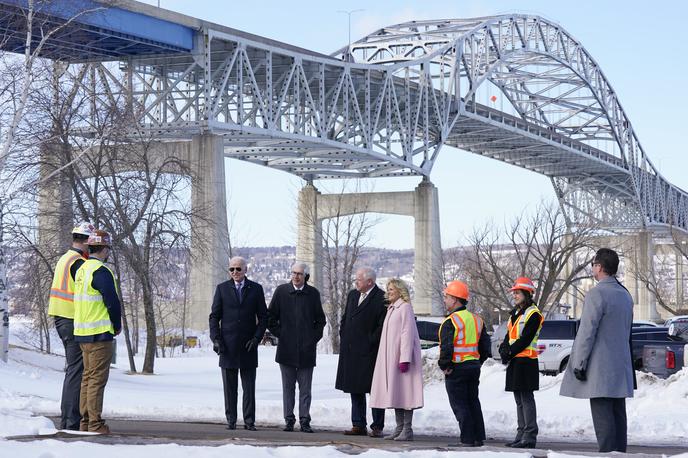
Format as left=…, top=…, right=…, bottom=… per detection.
left=356, top=267, right=376, bottom=282
left=291, top=261, right=310, bottom=275
left=229, top=256, right=247, bottom=269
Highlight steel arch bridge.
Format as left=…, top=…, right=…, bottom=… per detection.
left=2, top=1, right=686, bottom=234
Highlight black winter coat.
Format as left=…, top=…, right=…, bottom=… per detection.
left=208, top=278, right=268, bottom=369
left=335, top=285, right=387, bottom=394
left=267, top=282, right=326, bottom=368
left=501, top=306, right=543, bottom=392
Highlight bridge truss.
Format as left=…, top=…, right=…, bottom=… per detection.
left=13, top=5, right=686, bottom=233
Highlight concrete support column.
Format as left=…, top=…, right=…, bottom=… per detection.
left=636, top=231, right=660, bottom=321
left=296, top=183, right=323, bottom=294
left=676, top=246, right=684, bottom=313
left=38, top=143, right=73, bottom=260
left=188, top=134, right=229, bottom=331
left=413, top=180, right=443, bottom=316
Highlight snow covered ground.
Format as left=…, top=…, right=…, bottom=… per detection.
left=1, top=317, right=687, bottom=457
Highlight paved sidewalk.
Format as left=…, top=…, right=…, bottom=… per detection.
left=8, top=418, right=687, bottom=458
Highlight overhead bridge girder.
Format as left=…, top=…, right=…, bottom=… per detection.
left=22, top=7, right=687, bottom=234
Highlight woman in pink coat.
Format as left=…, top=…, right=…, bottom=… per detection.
left=370, top=279, right=423, bottom=441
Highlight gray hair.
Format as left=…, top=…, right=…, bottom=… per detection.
left=291, top=261, right=310, bottom=275
left=356, top=267, right=376, bottom=282
left=229, top=256, right=248, bottom=269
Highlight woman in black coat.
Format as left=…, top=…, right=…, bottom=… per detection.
left=499, top=277, right=544, bottom=449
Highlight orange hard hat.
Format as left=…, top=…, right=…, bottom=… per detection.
left=510, top=277, right=535, bottom=294
left=444, top=280, right=469, bottom=301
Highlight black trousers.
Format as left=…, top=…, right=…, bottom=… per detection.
left=513, top=390, right=538, bottom=443
left=445, top=365, right=485, bottom=445
left=350, top=393, right=385, bottom=429
left=221, top=367, right=256, bottom=426
left=590, top=397, right=627, bottom=452
left=54, top=317, right=83, bottom=430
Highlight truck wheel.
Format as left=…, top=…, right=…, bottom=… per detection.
left=559, top=357, right=569, bottom=374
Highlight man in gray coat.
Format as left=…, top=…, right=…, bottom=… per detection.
left=560, top=248, right=635, bottom=453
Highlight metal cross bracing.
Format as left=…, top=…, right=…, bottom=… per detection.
left=51, top=12, right=687, bottom=233
left=332, top=15, right=688, bottom=233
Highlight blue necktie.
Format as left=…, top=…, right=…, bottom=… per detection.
left=236, top=284, right=242, bottom=303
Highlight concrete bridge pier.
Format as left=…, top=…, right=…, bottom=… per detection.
left=296, top=179, right=443, bottom=316
left=188, top=134, right=230, bottom=331
left=296, top=183, right=323, bottom=293
left=625, top=231, right=660, bottom=321
left=37, top=143, right=74, bottom=263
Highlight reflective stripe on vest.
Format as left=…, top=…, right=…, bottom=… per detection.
left=441, top=309, right=483, bottom=363
left=507, top=305, right=544, bottom=359
left=48, top=251, right=84, bottom=318
left=73, top=258, right=115, bottom=336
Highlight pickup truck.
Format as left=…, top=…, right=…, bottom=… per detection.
left=641, top=320, right=688, bottom=378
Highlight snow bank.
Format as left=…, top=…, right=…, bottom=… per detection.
left=1, top=317, right=687, bottom=446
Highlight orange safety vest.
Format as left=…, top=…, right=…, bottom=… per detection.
left=507, top=304, right=544, bottom=359
left=48, top=250, right=85, bottom=319
left=440, top=308, right=484, bottom=363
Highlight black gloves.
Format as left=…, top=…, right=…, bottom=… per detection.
left=213, top=340, right=224, bottom=355
left=498, top=342, right=512, bottom=365
left=574, top=367, right=587, bottom=381
left=245, top=337, right=259, bottom=352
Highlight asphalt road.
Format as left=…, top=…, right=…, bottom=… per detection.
left=10, top=418, right=687, bottom=457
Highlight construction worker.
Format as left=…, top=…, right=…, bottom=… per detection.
left=499, top=277, right=544, bottom=449
left=73, top=229, right=121, bottom=434
left=48, top=221, right=94, bottom=431
left=438, top=280, right=491, bottom=447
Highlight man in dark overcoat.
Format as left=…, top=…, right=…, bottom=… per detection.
left=335, top=266, right=387, bottom=437
left=209, top=256, right=268, bottom=431
left=268, top=261, right=326, bottom=433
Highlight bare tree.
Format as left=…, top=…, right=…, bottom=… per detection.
left=457, top=201, right=597, bottom=326
left=0, top=1, right=109, bottom=361
left=310, top=182, right=379, bottom=353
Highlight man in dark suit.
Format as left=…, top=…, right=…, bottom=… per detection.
left=268, top=262, right=326, bottom=433
left=335, top=266, right=387, bottom=437
left=209, top=256, right=268, bottom=431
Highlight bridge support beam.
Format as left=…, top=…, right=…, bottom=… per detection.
left=296, top=180, right=443, bottom=316
left=188, top=134, right=230, bottom=331
left=296, top=183, right=323, bottom=293
left=38, top=143, right=74, bottom=262
left=625, top=231, right=660, bottom=321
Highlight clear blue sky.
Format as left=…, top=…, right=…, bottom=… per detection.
left=141, top=0, right=688, bottom=249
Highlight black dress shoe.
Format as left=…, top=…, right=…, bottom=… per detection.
left=283, top=422, right=295, bottom=432
left=226, top=423, right=236, bottom=430
left=300, top=423, right=314, bottom=433
left=448, top=442, right=478, bottom=447
left=474, top=441, right=484, bottom=447
left=511, top=441, right=536, bottom=448
left=504, top=439, right=521, bottom=447
left=244, top=424, right=257, bottom=431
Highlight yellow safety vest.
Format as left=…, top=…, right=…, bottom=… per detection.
left=508, top=304, right=544, bottom=359
left=440, top=309, right=483, bottom=363
left=48, top=250, right=85, bottom=319
left=73, top=258, right=115, bottom=337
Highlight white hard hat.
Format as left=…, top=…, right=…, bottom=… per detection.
left=72, top=221, right=95, bottom=236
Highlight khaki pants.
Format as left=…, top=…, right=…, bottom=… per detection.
left=79, top=341, right=113, bottom=431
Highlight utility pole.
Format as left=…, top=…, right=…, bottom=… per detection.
left=337, top=9, right=364, bottom=62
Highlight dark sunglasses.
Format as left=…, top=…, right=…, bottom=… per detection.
left=229, top=267, right=243, bottom=272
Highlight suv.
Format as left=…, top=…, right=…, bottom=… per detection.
left=536, top=320, right=579, bottom=374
